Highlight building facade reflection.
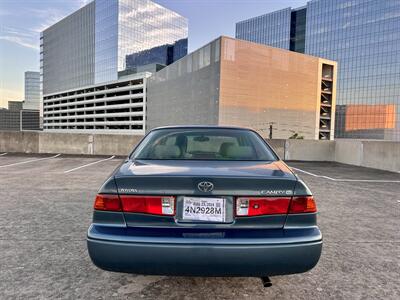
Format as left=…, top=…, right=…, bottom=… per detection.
left=42, top=0, right=188, bottom=94
left=236, top=0, right=400, bottom=141
left=95, top=0, right=188, bottom=83
left=336, top=104, right=396, bottom=140
left=125, top=38, right=188, bottom=71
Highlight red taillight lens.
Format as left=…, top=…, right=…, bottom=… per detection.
left=120, top=195, right=175, bottom=216
left=94, top=194, right=122, bottom=211
left=288, top=196, right=317, bottom=214
left=236, top=197, right=291, bottom=216
left=93, top=194, right=175, bottom=216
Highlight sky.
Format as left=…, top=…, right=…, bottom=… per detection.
left=0, top=0, right=307, bottom=108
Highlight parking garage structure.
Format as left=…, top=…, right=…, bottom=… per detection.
left=43, top=73, right=150, bottom=134
left=147, top=36, right=337, bottom=140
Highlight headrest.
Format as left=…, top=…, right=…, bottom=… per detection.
left=219, top=142, right=235, bottom=157
left=225, top=145, right=255, bottom=159
left=153, top=145, right=181, bottom=159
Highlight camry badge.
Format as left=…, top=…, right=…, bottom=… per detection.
left=119, top=188, right=138, bottom=193
left=198, top=181, right=214, bottom=192
left=261, top=190, right=292, bottom=195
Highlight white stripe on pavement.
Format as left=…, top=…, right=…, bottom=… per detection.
left=291, top=167, right=400, bottom=183
left=0, top=154, right=61, bottom=168
left=64, top=156, right=115, bottom=173
left=0, top=153, right=7, bottom=156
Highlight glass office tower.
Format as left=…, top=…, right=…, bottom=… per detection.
left=94, top=0, right=188, bottom=83
left=41, top=2, right=95, bottom=95
left=42, top=0, right=188, bottom=94
left=236, top=8, right=292, bottom=49
left=236, top=0, right=400, bottom=140
left=23, top=71, right=40, bottom=110
left=94, top=0, right=119, bottom=84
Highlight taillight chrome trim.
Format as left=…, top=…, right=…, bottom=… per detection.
left=235, top=197, right=291, bottom=217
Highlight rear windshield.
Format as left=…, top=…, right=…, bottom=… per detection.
left=132, top=128, right=277, bottom=161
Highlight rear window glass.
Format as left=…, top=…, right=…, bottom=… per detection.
left=132, top=128, right=277, bottom=161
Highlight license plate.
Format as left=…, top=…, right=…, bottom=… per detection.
left=182, top=197, right=226, bottom=222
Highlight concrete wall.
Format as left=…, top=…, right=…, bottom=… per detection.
left=334, top=139, right=400, bottom=172
left=285, top=140, right=335, bottom=161
left=361, top=141, right=400, bottom=172
left=147, top=39, right=221, bottom=131
left=282, top=139, right=399, bottom=172
left=39, top=132, right=91, bottom=155
left=266, top=139, right=285, bottom=158
left=0, top=131, right=399, bottom=172
left=0, top=131, right=39, bottom=153
left=335, top=139, right=363, bottom=166
left=93, top=134, right=143, bottom=156
left=0, top=131, right=144, bottom=157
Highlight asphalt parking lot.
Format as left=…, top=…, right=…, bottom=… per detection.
left=0, top=153, right=399, bottom=299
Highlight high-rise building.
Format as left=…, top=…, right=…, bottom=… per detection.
left=8, top=101, right=23, bottom=111
left=147, top=37, right=337, bottom=140
left=23, top=71, right=40, bottom=110
left=0, top=100, right=40, bottom=131
left=236, top=0, right=400, bottom=141
left=41, top=0, right=188, bottom=134
left=41, top=0, right=188, bottom=95
left=236, top=8, right=292, bottom=50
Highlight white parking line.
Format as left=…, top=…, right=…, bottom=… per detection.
left=0, top=154, right=61, bottom=168
left=0, top=153, right=7, bottom=156
left=291, top=167, right=400, bottom=183
left=64, top=156, right=115, bottom=174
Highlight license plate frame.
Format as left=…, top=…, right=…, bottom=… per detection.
left=181, top=197, right=226, bottom=223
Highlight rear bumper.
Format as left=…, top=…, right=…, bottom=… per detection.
left=87, top=225, right=322, bottom=277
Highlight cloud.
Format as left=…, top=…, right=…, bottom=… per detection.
left=0, top=26, right=39, bottom=50
left=0, top=1, right=94, bottom=50
left=0, top=35, right=38, bottom=50
left=0, top=5, right=72, bottom=50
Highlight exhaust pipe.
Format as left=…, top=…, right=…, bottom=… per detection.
left=261, top=276, right=272, bottom=287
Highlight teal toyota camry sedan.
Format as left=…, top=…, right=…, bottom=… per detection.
left=87, top=126, right=322, bottom=283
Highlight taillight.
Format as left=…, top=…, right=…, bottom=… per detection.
left=94, top=194, right=175, bottom=216
left=94, top=194, right=122, bottom=211
left=120, top=195, right=175, bottom=216
left=288, top=196, right=317, bottom=214
left=236, top=197, right=291, bottom=216
left=235, top=196, right=317, bottom=216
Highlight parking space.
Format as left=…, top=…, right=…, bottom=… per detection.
left=0, top=154, right=122, bottom=176
left=0, top=155, right=399, bottom=299
left=0, top=153, right=52, bottom=166
left=291, top=161, right=400, bottom=182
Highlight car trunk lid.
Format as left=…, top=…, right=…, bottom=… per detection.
left=114, top=159, right=296, bottom=229
left=114, top=159, right=296, bottom=196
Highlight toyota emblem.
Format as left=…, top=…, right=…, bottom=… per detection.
left=197, top=181, right=214, bottom=192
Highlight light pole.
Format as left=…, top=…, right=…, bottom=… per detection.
left=268, top=122, right=276, bottom=139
